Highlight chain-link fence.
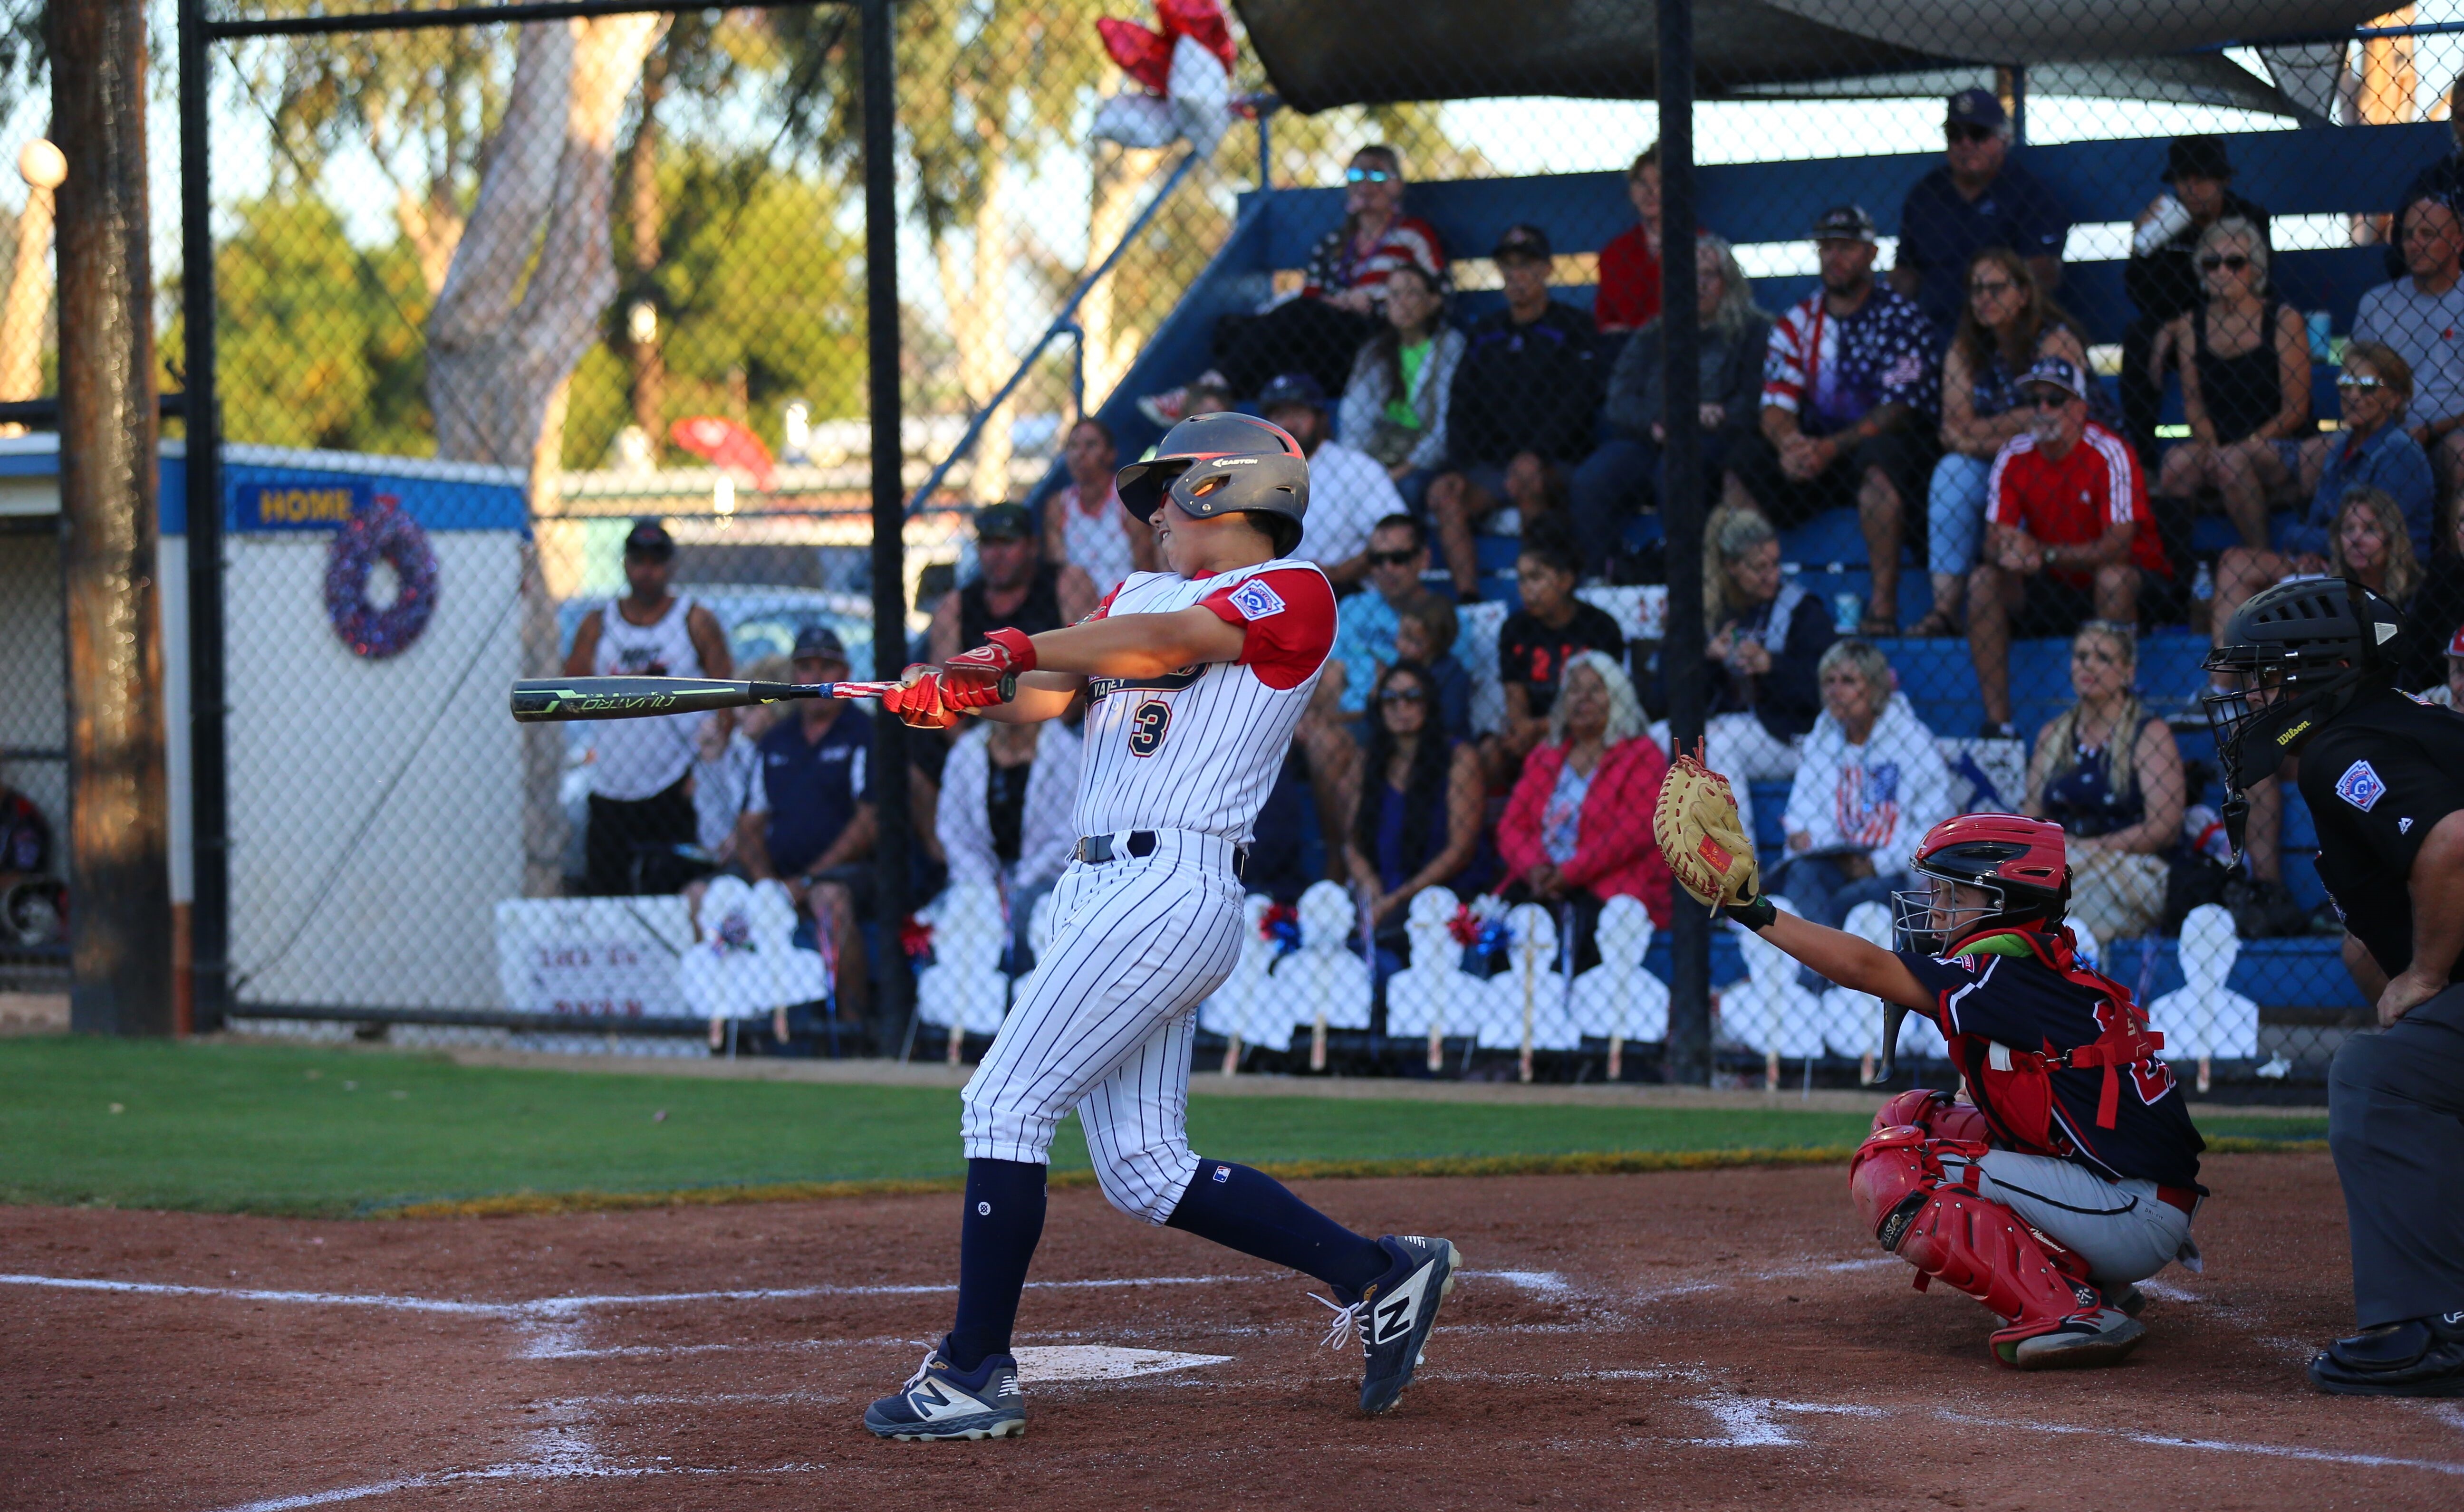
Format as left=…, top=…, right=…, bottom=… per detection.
left=15, top=1, right=2464, bottom=1088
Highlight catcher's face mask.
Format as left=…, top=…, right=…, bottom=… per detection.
left=1890, top=874, right=2003, bottom=956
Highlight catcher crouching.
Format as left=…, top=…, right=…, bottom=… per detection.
left=1656, top=755, right=2206, bottom=1369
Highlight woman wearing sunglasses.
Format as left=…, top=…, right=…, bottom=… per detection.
left=2209, top=341, right=2435, bottom=653
left=2155, top=216, right=2312, bottom=551
left=1915, top=246, right=2091, bottom=636
left=1345, top=660, right=1486, bottom=965
left=1143, top=145, right=1448, bottom=423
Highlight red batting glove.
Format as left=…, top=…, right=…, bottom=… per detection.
left=883, top=667, right=961, bottom=730
left=945, top=626, right=1036, bottom=689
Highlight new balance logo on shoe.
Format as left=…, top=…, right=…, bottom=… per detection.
left=1372, top=1288, right=1419, bottom=1344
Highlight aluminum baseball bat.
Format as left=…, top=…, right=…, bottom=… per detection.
left=508, top=676, right=900, bottom=723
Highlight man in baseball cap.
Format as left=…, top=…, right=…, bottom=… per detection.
left=2120, top=135, right=2271, bottom=465
left=1965, top=355, right=2175, bottom=736
left=1423, top=221, right=1601, bottom=596
left=1893, top=86, right=2071, bottom=328
left=929, top=503, right=1096, bottom=664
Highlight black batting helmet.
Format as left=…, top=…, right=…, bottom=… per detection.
left=1115, top=412, right=1310, bottom=541
left=2201, top=576, right=2400, bottom=791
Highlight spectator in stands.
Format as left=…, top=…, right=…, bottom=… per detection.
left=1493, top=535, right=1626, bottom=767
left=1573, top=232, right=1769, bottom=580
left=1892, top=89, right=2070, bottom=331
left=2331, top=485, right=2425, bottom=629
left=1242, top=743, right=1317, bottom=907
left=1392, top=597, right=1472, bottom=741
left=1345, top=660, right=1486, bottom=952
left=1650, top=507, right=1832, bottom=823
left=931, top=503, right=1097, bottom=665
left=1729, top=204, right=1939, bottom=635
left=1498, top=652, right=1675, bottom=966
left=1594, top=145, right=1663, bottom=336
left=2422, top=623, right=2464, bottom=708
left=1324, top=514, right=1434, bottom=722
left=693, top=653, right=790, bottom=867
left=2209, top=342, right=2436, bottom=651
left=1919, top=247, right=2092, bottom=637
left=565, top=520, right=735, bottom=896
left=1338, top=263, right=1461, bottom=514
left=1256, top=372, right=1400, bottom=585
left=1426, top=224, right=1603, bottom=599
left=2385, top=72, right=2464, bottom=276
left=1969, top=357, right=2172, bottom=737
left=737, top=626, right=941, bottom=1022
left=2123, top=136, right=2269, bottom=466
left=1042, top=418, right=1154, bottom=597
left=1776, top=639, right=1953, bottom=930
left=2404, top=498, right=2464, bottom=689
left=1144, top=144, right=1446, bottom=422
left=2353, top=195, right=2464, bottom=516
left=2155, top=217, right=2312, bottom=552
left=2022, top=621, right=2186, bottom=942
left=938, top=710, right=1082, bottom=973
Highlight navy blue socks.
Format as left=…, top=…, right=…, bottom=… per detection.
left=1166, top=1158, right=1391, bottom=1301
left=943, top=1158, right=1048, bottom=1372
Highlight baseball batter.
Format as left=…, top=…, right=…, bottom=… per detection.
left=1657, top=768, right=2205, bottom=1368
left=861, top=413, right=1460, bottom=1441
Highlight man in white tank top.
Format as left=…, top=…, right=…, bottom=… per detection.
left=561, top=521, right=734, bottom=894
left=860, top=414, right=1460, bottom=1443
left=1040, top=417, right=1156, bottom=596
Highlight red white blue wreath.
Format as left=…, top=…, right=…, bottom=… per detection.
left=323, top=494, right=437, bottom=659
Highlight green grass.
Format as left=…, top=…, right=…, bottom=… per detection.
left=0, top=1037, right=2327, bottom=1219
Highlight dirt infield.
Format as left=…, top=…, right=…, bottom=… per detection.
left=5, top=1154, right=2458, bottom=1511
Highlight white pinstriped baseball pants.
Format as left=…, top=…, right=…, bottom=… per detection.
left=960, top=831, right=1247, bottom=1223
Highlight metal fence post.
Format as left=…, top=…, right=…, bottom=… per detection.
left=863, top=0, right=913, bottom=1054
left=1658, top=0, right=1711, bottom=1086
left=179, top=0, right=228, bottom=1034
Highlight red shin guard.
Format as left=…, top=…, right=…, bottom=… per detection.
left=1849, top=1129, right=2100, bottom=1363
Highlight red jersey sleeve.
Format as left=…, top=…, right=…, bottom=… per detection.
left=1197, top=566, right=1337, bottom=690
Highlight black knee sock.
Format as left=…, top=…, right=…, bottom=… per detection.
left=944, top=1158, right=1048, bottom=1372
left=1166, top=1159, right=1391, bottom=1301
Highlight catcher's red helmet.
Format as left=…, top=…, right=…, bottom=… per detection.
left=1891, top=813, right=2071, bottom=954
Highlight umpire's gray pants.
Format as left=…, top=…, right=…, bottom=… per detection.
left=961, top=835, right=1245, bottom=1225
left=2329, top=982, right=2464, bottom=1328
left=1936, top=1148, right=2197, bottom=1289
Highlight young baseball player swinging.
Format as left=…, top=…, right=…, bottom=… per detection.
left=862, top=413, right=1460, bottom=1440
left=1655, top=759, right=2206, bottom=1368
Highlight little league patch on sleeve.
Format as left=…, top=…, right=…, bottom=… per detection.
left=2335, top=759, right=2387, bottom=812
left=1226, top=577, right=1286, bottom=621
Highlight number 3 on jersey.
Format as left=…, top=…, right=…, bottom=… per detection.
left=1127, top=698, right=1172, bottom=757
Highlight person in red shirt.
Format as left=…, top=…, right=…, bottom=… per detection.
left=1594, top=146, right=1663, bottom=335
left=1967, top=356, right=2174, bottom=734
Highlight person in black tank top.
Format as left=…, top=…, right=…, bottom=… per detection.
left=2155, top=216, right=2311, bottom=551
left=929, top=502, right=1097, bottom=665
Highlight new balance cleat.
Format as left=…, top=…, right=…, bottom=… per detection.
left=862, top=1347, right=1026, bottom=1440
left=1316, top=1234, right=1461, bottom=1415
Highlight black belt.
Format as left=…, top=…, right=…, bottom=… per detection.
left=1075, top=830, right=1248, bottom=882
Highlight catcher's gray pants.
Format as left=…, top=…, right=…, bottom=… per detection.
left=2329, top=983, right=2464, bottom=1328
left=961, top=833, right=1244, bottom=1224
left=1936, top=1148, right=2197, bottom=1289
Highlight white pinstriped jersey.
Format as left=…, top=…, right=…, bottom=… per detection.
left=1072, top=558, right=1338, bottom=843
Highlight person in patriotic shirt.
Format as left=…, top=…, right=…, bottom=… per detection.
left=1776, top=638, right=1953, bottom=928
left=1726, top=204, right=1941, bottom=636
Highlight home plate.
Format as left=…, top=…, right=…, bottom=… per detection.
left=1012, top=1345, right=1232, bottom=1382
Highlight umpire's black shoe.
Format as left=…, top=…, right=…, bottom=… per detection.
left=2308, top=1311, right=2464, bottom=1397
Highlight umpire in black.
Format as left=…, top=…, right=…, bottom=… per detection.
left=2206, top=577, right=2464, bottom=1396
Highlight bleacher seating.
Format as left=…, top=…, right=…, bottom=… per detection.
left=1039, top=123, right=2436, bottom=1039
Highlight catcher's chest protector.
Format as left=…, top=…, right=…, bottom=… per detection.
left=1944, top=931, right=2170, bottom=1152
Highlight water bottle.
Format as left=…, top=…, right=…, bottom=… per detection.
left=2191, top=559, right=2214, bottom=634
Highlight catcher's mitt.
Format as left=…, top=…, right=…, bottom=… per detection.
left=1653, top=749, right=1774, bottom=929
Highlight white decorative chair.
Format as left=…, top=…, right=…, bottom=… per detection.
left=1569, top=896, right=1667, bottom=1078
left=2148, top=903, right=2259, bottom=1093
left=681, top=878, right=829, bottom=1053
left=1720, top=895, right=1824, bottom=1085
left=1386, top=888, right=1473, bottom=1071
